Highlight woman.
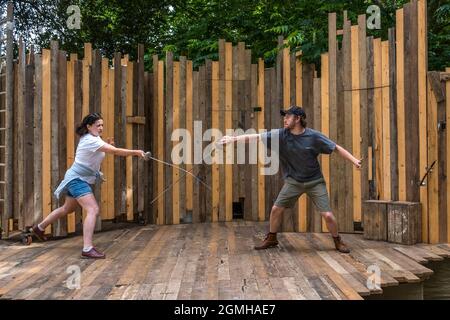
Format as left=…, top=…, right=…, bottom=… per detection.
left=30, top=112, right=145, bottom=259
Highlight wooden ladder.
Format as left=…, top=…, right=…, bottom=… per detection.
left=0, top=2, right=13, bottom=238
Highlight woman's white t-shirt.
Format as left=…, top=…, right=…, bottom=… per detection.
left=74, top=133, right=106, bottom=184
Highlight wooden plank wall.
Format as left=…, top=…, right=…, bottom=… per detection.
left=4, top=0, right=450, bottom=245
left=427, top=70, right=448, bottom=244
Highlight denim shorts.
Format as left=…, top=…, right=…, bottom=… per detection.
left=66, top=178, right=93, bottom=199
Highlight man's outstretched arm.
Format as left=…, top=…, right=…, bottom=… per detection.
left=334, top=144, right=362, bottom=169
left=218, top=134, right=261, bottom=145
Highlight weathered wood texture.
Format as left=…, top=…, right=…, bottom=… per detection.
left=1, top=222, right=448, bottom=300
left=2, top=1, right=448, bottom=245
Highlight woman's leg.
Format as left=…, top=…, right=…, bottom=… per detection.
left=38, top=196, right=78, bottom=230
left=75, top=193, right=99, bottom=249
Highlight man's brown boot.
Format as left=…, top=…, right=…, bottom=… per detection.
left=254, top=232, right=279, bottom=250
left=333, top=235, right=350, bottom=253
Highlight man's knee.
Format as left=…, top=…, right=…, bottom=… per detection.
left=271, top=205, right=285, bottom=215
left=321, top=211, right=334, bottom=222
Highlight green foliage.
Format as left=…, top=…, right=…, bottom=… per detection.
left=1, top=0, right=448, bottom=71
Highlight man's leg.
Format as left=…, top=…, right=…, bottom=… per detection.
left=320, top=211, right=338, bottom=237
left=254, top=205, right=286, bottom=250
left=319, top=210, right=349, bottom=253
left=269, top=205, right=286, bottom=233
left=308, top=180, right=350, bottom=253
left=255, top=178, right=303, bottom=250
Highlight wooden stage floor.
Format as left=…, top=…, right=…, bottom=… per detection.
left=0, top=221, right=449, bottom=300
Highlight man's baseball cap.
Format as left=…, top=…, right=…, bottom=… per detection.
left=280, top=106, right=306, bottom=118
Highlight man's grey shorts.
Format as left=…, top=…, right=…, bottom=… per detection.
left=274, top=176, right=332, bottom=212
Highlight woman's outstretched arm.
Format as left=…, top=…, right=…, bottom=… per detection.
left=99, top=143, right=145, bottom=158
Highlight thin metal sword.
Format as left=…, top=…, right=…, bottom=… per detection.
left=144, top=151, right=212, bottom=191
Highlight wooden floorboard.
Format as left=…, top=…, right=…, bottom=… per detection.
left=0, top=222, right=448, bottom=300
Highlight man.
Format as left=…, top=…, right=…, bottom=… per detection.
left=219, top=106, right=362, bottom=253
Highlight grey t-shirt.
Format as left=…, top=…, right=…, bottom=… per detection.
left=261, top=128, right=336, bottom=182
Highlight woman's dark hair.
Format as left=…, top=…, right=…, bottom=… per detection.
left=76, top=112, right=103, bottom=136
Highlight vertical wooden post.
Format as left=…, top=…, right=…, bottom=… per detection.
left=218, top=40, right=226, bottom=222
left=33, top=54, right=43, bottom=231
left=342, top=19, right=353, bottom=232
left=236, top=44, right=246, bottom=209
left=137, top=45, right=146, bottom=219
left=232, top=45, right=241, bottom=206
left=389, top=29, right=399, bottom=202
left=264, top=68, right=273, bottom=221
left=192, top=69, right=200, bottom=223
left=446, top=67, right=450, bottom=243
left=245, top=50, right=256, bottom=222
left=2, top=1, right=14, bottom=238
left=358, top=14, right=369, bottom=228
left=321, top=53, right=330, bottom=232
left=80, top=44, right=91, bottom=224
left=296, top=51, right=303, bottom=105
left=66, top=55, right=75, bottom=232
left=100, top=58, right=109, bottom=221
left=165, top=52, right=174, bottom=224
left=126, top=62, right=134, bottom=221
left=258, top=58, right=266, bottom=222
left=313, top=75, right=322, bottom=233
left=157, top=60, right=165, bottom=224
left=427, top=73, right=438, bottom=244
left=282, top=41, right=295, bottom=232
left=418, top=0, right=429, bottom=243
left=179, top=56, right=187, bottom=221
left=373, top=38, right=383, bottom=200
left=42, top=49, right=51, bottom=234
left=351, top=25, right=362, bottom=224
left=73, top=59, right=83, bottom=229
left=211, top=61, right=220, bottom=222
left=107, top=66, right=115, bottom=220
left=225, top=42, right=233, bottom=221
left=186, top=60, right=194, bottom=214
left=50, top=41, right=61, bottom=236
left=16, top=39, right=25, bottom=231
left=404, top=1, right=420, bottom=203
left=295, top=54, right=307, bottom=232
left=172, top=61, right=180, bottom=224
left=396, top=8, right=407, bottom=202
left=381, top=40, right=391, bottom=200
left=197, top=64, right=207, bottom=222
left=82, top=43, right=92, bottom=117
left=283, top=41, right=290, bottom=108
left=328, top=12, right=338, bottom=232
left=205, top=59, right=213, bottom=222
left=100, top=58, right=107, bottom=220
left=23, top=48, right=35, bottom=228
left=114, top=53, right=124, bottom=220
left=56, top=49, right=67, bottom=236
left=249, top=61, right=259, bottom=222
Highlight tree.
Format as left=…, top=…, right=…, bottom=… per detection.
left=1, top=0, right=448, bottom=71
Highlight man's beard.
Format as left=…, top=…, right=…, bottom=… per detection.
left=286, top=122, right=296, bottom=130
